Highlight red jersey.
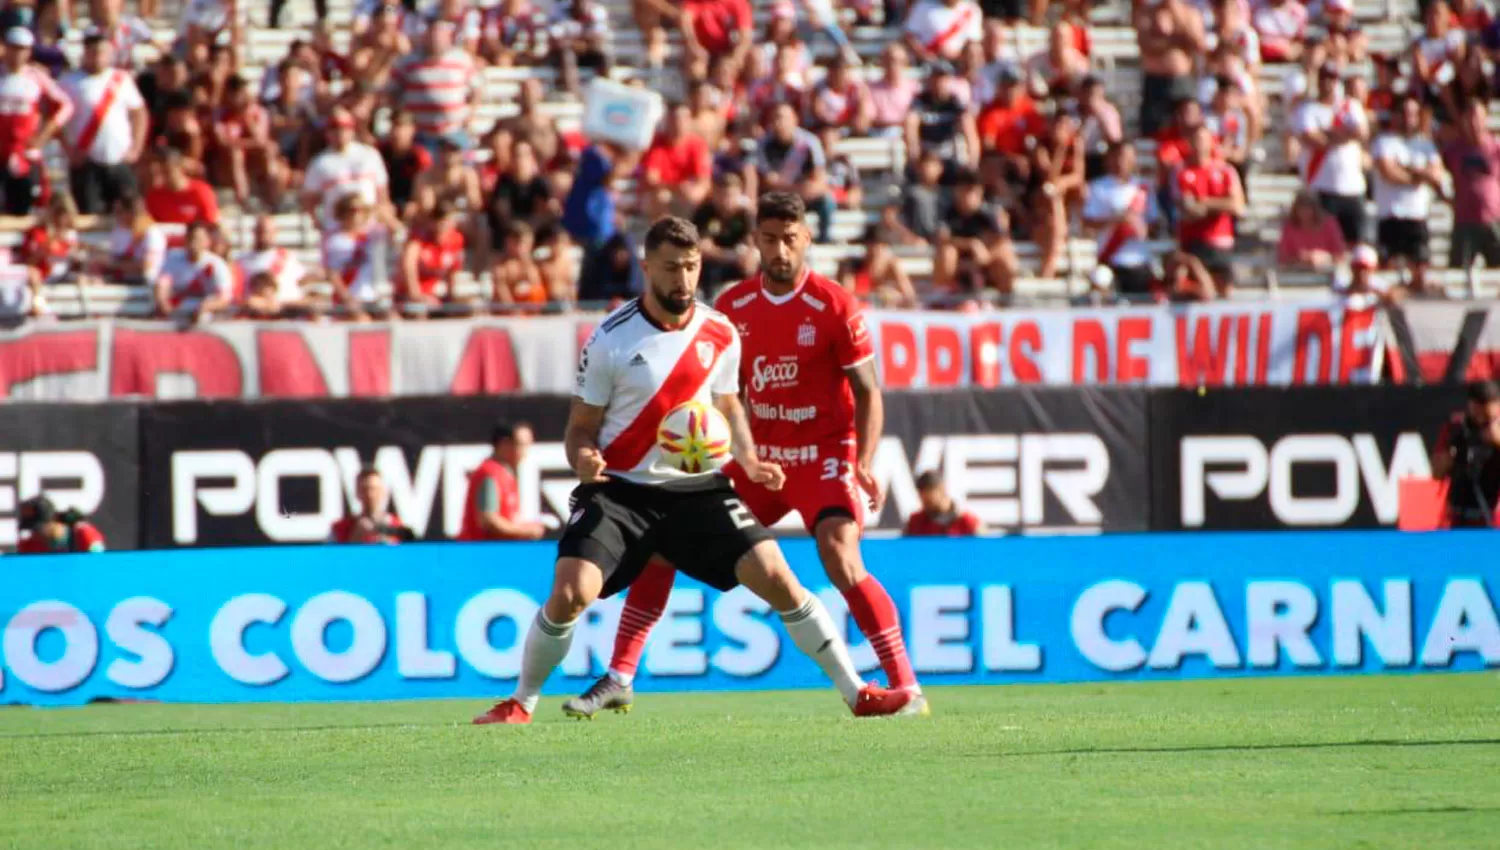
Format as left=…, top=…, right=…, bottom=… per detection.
left=146, top=179, right=220, bottom=225
left=1175, top=161, right=1238, bottom=249
left=459, top=457, right=521, bottom=541
left=330, top=512, right=407, bottom=544
left=904, top=509, right=982, bottom=537
left=684, top=0, right=752, bottom=55
left=715, top=270, right=874, bottom=461
left=0, top=64, right=73, bottom=158
left=406, top=227, right=465, bottom=297
left=16, top=522, right=105, bottom=553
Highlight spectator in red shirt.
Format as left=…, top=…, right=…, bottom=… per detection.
left=679, top=0, right=753, bottom=75
left=330, top=466, right=413, bottom=544
left=640, top=101, right=711, bottom=219
left=15, top=495, right=106, bottom=554
left=459, top=421, right=547, bottom=541
left=904, top=471, right=983, bottom=537
left=1175, top=125, right=1244, bottom=296
left=145, top=147, right=220, bottom=226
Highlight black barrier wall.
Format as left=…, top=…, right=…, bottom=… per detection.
left=0, top=404, right=139, bottom=550
left=0, top=387, right=1480, bottom=551
left=1149, top=386, right=1467, bottom=530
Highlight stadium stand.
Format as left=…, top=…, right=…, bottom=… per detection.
left=7, top=0, right=1500, bottom=321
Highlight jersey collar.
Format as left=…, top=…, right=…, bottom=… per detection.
left=637, top=296, right=696, bottom=331
left=760, top=267, right=810, bottom=305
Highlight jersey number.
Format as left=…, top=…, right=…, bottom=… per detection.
left=725, top=498, right=755, bottom=529
left=821, top=458, right=852, bottom=481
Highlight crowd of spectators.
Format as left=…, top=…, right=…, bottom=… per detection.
left=3, top=0, right=1497, bottom=320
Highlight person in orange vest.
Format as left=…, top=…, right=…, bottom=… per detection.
left=459, top=421, right=547, bottom=541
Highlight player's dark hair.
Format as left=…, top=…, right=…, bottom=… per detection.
left=491, top=421, right=516, bottom=444
left=355, top=464, right=381, bottom=484
left=757, top=191, right=805, bottom=224
left=643, top=216, right=700, bottom=253
left=915, top=470, right=944, bottom=491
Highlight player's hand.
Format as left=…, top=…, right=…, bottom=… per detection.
left=575, top=447, right=608, bottom=483
left=745, top=460, right=785, bottom=492
left=855, top=462, right=885, bottom=514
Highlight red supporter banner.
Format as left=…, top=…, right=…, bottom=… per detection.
left=0, top=304, right=1386, bottom=402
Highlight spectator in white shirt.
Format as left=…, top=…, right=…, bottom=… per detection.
left=549, top=0, right=612, bottom=95
left=1082, top=142, right=1159, bottom=297
left=1372, top=93, right=1447, bottom=297
left=904, top=0, right=983, bottom=65
left=62, top=33, right=147, bottom=215
left=93, top=192, right=166, bottom=283
left=301, top=105, right=392, bottom=232
left=155, top=219, right=232, bottom=322
left=238, top=215, right=311, bottom=311
left=1292, top=63, right=1370, bottom=244
left=1411, top=0, right=1467, bottom=122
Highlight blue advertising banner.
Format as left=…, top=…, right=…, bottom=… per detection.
left=2, top=533, right=1496, bottom=706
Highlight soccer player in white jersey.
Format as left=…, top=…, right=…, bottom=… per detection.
left=473, top=217, right=917, bottom=725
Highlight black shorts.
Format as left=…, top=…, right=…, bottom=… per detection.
left=1184, top=240, right=1234, bottom=276
left=557, top=476, right=774, bottom=598
left=1377, top=218, right=1431, bottom=265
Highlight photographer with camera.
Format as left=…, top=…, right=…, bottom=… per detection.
left=330, top=466, right=416, bottom=545
left=15, top=495, right=107, bottom=554
left=1431, top=381, right=1500, bottom=529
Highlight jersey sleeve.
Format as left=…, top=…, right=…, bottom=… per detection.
left=208, top=261, right=233, bottom=297
left=575, top=328, right=614, bottom=405
left=833, top=299, right=875, bottom=370
left=121, top=74, right=145, bottom=110
left=712, top=321, right=741, bottom=395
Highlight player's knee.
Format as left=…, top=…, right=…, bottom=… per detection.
left=814, top=516, right=866, bottom=591
left=734, top=542, right=803, bottom=611
left=547, top=557, right=602, bottom=622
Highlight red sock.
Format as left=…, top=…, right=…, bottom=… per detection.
left=610, top=558, right=675, bottom=677
left=842, top=575, right=917, bottom=691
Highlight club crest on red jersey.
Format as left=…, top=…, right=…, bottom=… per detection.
left=696, top=340, right=715, bottom=369
left=797, top=322, right=817, bottom=347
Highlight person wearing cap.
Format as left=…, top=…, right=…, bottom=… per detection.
left=386, top=21, right=479, bottom=155
left=15, top=495, right=106, bottom=554
left=1333, top=244, right=1396, bottom=309
left=1292, top=61, right=1369, bottom=245
left=1431, top=381, right=1500, bottom=529
left=61, top=31, right=147, bottom=215
left=301, top=104, right=391, bottom=232
left=1372, top=93, right=1444, bottom=296
left=0, top=26, right=73, bottom=216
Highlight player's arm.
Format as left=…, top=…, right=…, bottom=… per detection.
left=713, top=392, right=784, bottom=492
left=564, top=398, right=609, bottom=483
left=845, top=358, right=885, bottom=512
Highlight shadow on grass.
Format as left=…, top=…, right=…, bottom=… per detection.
left=1326, top=805, right=1500, bottom=816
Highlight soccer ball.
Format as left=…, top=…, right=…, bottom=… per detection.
left=657, top=400, right=732, bottom=473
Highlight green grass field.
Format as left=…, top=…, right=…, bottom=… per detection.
left=1, top=675, right=1497, bottom=849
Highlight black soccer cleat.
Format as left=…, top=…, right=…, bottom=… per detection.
left=562, top=674, right=635, bottom=720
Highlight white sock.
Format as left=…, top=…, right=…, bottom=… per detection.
left=512, top=611, right=576, bottom=714
left=607, top=668, right=634, bottom=687
left=780, top=594, right=863, bottom=706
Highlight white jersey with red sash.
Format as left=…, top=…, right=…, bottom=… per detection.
left=61, top=68, right=143, bottom=166
left=1083, top=175, right=1155, bottom=268
left=238, top=247, right=306, bottom=301
left=109, top=224, right=167, bottom=281
left=903, top=0, right=982, bottom=60
left=576, top=298, right=741, bottom=487
left=322, top=225, right=387, bottom=302
left=160, top=248, right=232, bottom=307
left=1293, top=97, right=1367, bottom=195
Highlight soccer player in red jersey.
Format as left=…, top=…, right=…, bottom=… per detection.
left=563, top=192, right=927, bottom=718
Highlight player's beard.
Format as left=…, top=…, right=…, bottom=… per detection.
left=764, top=257, right=802, bottom=285
left=655, top=286, right=695, bottom=315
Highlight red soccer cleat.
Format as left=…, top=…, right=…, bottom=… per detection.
left=852, top=683, right=929, bottom=718
left=473, top=698, right=532, bottom=725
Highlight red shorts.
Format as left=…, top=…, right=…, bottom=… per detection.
left=723, top=444, right=863, bottom=534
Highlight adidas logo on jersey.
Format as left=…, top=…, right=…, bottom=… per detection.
left=628, top=353, right=648, bottom=367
